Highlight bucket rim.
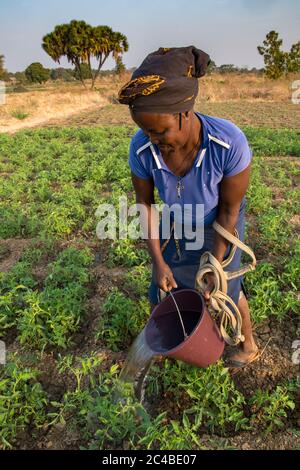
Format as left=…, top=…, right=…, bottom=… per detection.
left=145, top=288, right=207, bottom=356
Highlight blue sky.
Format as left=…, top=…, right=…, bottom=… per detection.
left=0, top=0, right=299, bottom=72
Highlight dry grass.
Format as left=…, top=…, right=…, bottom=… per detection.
left=101, top=71, right=299, bottom=103
left=0, top=83, right=108, bottom=133
left=112, top=71, right=299, bottom=102
left=196, top=72, right=299, bottom=103
left=1, top=72, right=299, bottom=133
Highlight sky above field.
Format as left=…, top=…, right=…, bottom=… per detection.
left=0, top=0, right=299, bottom=72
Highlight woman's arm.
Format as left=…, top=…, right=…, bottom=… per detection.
left=213, top=164, right=251, bottom=261
left=202, top=165, right=251, bottom=300
left=131, top=173, right=178, bottom=292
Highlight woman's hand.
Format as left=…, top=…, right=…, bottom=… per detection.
left=154, top=260, right=178, bottom=292
left=202, top=272, right=216, bottom=301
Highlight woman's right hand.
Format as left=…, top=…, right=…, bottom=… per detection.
left=154, top=260, right=178, bottom=292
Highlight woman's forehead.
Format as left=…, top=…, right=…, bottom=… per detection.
left=131, top=111, right=176, bottom=129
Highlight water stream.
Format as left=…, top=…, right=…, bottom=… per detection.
left=117, top=309, right=200, bottom=403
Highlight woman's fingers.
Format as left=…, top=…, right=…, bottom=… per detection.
left=160, top=275, right=177, bottom=292
left=157, top=266, right=178, bottom=292
left=160, top=278, right=170, bottom=292
left=167, top=272, right=178, bottom=290
left=202, top=273, right=215, bottom=300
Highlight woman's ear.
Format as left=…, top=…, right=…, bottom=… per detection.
left=183, top=110, right=192, bottom=120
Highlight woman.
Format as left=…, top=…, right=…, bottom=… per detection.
left=118, top=46, right=259, bottom=367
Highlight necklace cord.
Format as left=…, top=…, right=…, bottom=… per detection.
left=174, top=132, right=201, bottom=177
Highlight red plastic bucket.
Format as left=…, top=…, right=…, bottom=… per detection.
left=144, top=289, right=225, bottom=368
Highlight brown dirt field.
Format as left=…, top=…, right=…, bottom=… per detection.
left=4, top=238, right=298, bottom=451
left=1, top=72, right=299, bottom=451
left=0, top=238, right=34, bottom=272
left=1, top=72, right=300, bottom=134
left=0, top=85, right=108, bottom=134
left=44, top=101, right=300, bottom=130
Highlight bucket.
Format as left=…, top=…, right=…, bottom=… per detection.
left=144, top=289, right=225, bottom=368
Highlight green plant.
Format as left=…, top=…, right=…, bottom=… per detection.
left=83, top=363, right=208, bottom=451
left=250, top=385, right=296, bottom=434
left=0, top=122, right=299, bottom=450
left=243, top=127, right=300, bottom=157
left=11, top=110, right=29, bottom=120
left=48, top=353, right=105, bottom=429
left=247, top=159, right=272, bottom=215
left=0, top=247, right=93, bottom=349
left=147, top=359, right=248, bottom=434
left=87, top=366, right=150, bottom=449
left=42, top=21, right=128, bottom=89
left=0, top=355, right=48, bottom=449
left=25, top=62, right=50, bottom=84
left=45, top=247, right=92, bottom=287
left=0, top=260, right=37, bottom=336
left=258, top=207, right=291, bottom=252
left=124, top=264, right=151, bottom=297
left=137, top=412, right=207, bottom=450
left=47, top=359, right=151, bottom=450
left=246, top=263, right=282, bottom=323
left=107, top=238, right=150, bottom=268
left=96, top=289, right=149, bottom=351
left=16, top=248, right=93, bottom=350
left=258, top=30, right=300, bottom=78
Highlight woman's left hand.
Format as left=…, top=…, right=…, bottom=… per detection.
left=202, top=272, right=216, bottom=301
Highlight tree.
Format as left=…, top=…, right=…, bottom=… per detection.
left=218, top=64, right=238, bottom=74
left=14, top=72, right=28, bottom=84
left=207, top=60, right=217, bottom=74
left=114, top=56, right=126, bottom=75
left=258, top=31, right=287, bottom=79
left=258, top=31, right=300, bottom=78
left=25, top=62, right=50, bottom=83
left=42, top=20, right=128, bottom=89
left=74, top=62, right=92, bottom=80
left=50, top=67, right=75, bottom=81
left=286, top=41, right=300, bottom=73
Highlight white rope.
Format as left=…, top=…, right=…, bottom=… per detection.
left=195, top=221, right=256, bottom=346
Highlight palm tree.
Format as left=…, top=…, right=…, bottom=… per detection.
left=89, top=27, right=128, bottom=88
left=42, top=21, right=129, bottom=89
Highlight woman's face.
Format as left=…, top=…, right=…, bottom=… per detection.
left=130, top=110, right=191, bottom=151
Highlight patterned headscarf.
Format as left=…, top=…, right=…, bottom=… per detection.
left=118, top=46, right=210, bottom=113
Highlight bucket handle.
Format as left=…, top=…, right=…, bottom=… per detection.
left=169, top=290, right=188, bottom=340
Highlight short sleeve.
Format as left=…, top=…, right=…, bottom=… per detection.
left=128, top=139, right=152, bottom=180
left=223, top=132, right=252, bottom=177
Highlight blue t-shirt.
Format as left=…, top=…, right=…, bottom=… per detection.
left=128, top=112, right=252, bottom=225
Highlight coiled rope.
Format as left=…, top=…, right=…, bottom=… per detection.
left=195, top=220, right=256, bottom=346
left=160, top=220, right=256, bottom=346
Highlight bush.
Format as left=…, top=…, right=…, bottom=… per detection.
left=147, top=360, right=248, bottom=434
left=25, top=62, right=50, bottom=84
left=96, top=289, right=149, bottom=351
left=250, top=384, right=296, bottom=434
left=0, top=247, right=93, bottom=349
left=0, top=355, right=47, bottom=449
